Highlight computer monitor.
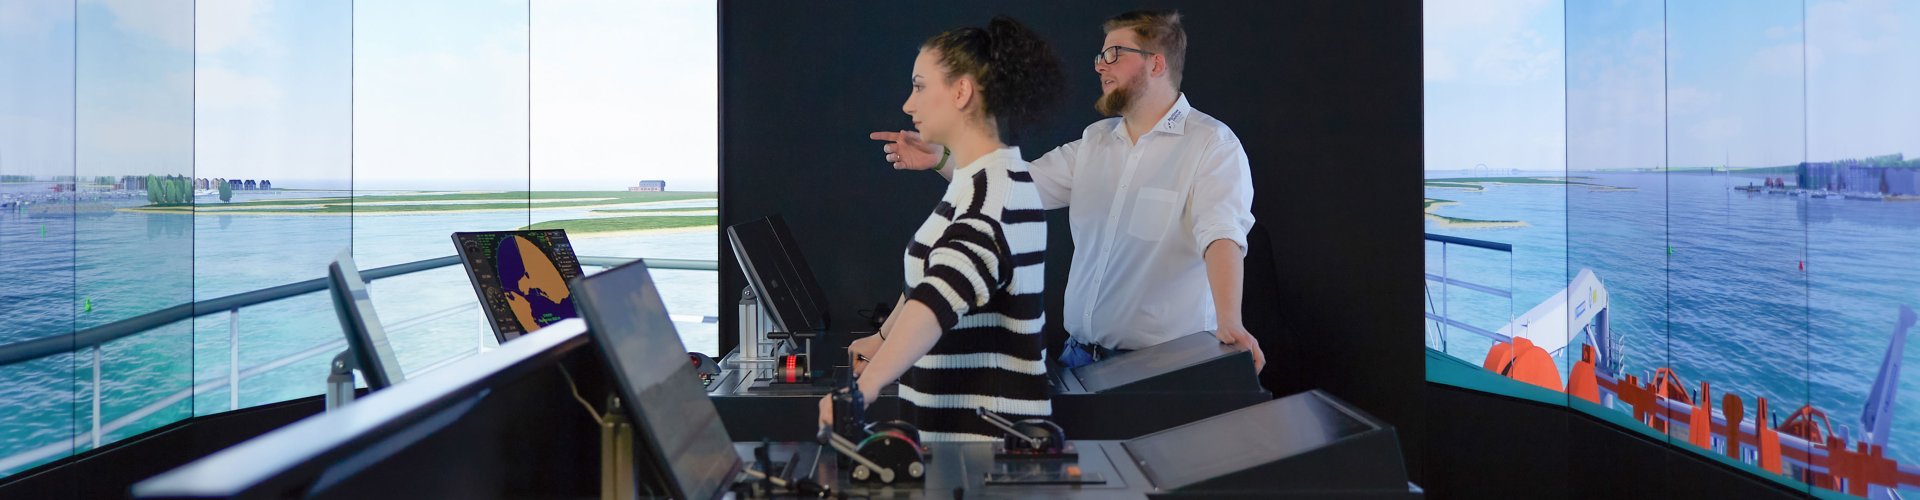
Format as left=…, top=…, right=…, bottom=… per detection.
left=726, top=215, right=829, bottom=335
left=572, top=260, right=742, bottom=500
left=452, top=229, right=585, bottom=342
left=327, top=250, right=406, bottom=390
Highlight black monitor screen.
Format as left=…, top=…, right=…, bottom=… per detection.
left=726, top=215, right=828, bottom=334
left=452, top=230, right=584, bottom=342
left=1123, top=391, right=1378, bottom=491
left=572, top=260, right=740, bottom=500
left=327, top=250, right=405, bottom=390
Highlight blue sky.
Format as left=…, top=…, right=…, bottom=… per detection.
left=1429, top=0, right=1920, bottom=171
left=75, top=0, right=194, bottom=179
left=1425, top=0, right=1566, bottom=171
left=3, top=0, right=719, bottom=191
left=0, top=0, right=76, bottom=179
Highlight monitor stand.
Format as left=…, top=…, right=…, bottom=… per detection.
left=324, top=351, right=357, bottom=412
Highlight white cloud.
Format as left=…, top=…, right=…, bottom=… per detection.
left=1425, top=0, right=1550, bottom=33
left=85, top=0, right=194, bottom=50
left=195, top=0, right=273, bottom=54
left=1809, top=0, right=1902, bottom=54
left=1666, top=85, right=1722, bottom=116
left=1471, top=28, right=1560, bottom=83
left=1765, top=24, right=1802, bottom=40
left=1425, top=48, right=1458, bottom=82
left=1689, top=117, right=1744, bottom=144
left=78, top=113, right=193, bottom=174
left=1748, top=41, right=1824, bottom=76
left=1566, top=27, right=1666, bottom=171
left=195, top=65, right=282, bottom=111
left=528, top=0, right=716, bottom=189
left=1425, top=0, right=1560, bottom=85
left=1804, top=0, right=1920, bottom=162
left=0, top=0, right=71, bottom=39
left=353, top=7, right=530, bottom=190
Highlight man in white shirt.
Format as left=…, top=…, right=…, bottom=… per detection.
left=867, top=10, right=1263, bottom=373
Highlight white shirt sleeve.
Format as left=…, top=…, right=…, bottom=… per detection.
left=1186, top=137, right=1255, bottom=253
left=1028, top=138, right=1080, bottom=210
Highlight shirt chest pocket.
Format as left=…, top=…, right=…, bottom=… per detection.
left=1127, top=187, right=1182, bottom=241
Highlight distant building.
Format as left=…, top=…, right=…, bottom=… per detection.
left=259, top=180, right=271, bottom=190
left=228, top=179, right=243, bottom=190
left=629, top=180, right=667, bottom=192
left=1799, top=154, right=1920, bottom=196
left=196, top=178, right=210, bottom=190
left=244, top=180, right=257, bottom=190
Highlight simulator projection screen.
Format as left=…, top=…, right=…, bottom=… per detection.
left=1424, top=0, right=1920, bottom=497
left=454, top=230, right=585, bottom=341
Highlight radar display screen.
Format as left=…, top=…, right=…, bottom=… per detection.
left=452, top=230, right=585, bottom=342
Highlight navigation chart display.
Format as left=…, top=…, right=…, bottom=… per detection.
left=453, top=230, right=585, bottom=342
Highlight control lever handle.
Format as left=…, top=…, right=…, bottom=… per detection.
left=976, top=407, right=1046, bottom=450
left=817, top=426, right=895, bottom=484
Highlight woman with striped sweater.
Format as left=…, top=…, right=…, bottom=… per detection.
left=818, top=16, right=1066, bottom=442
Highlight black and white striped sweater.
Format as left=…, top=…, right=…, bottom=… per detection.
left=900, top=147, right=1051, bottom=442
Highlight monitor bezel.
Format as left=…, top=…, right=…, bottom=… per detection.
left=571, top=260, right=743, bottom=500
left=451, top=229, right=585, bottom=343
left=327, top=250, right=406, bottom=390
left=725, top=215, right=829, bottom=335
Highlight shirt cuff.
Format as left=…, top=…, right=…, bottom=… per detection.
left=908, top=281, right=963, bottom=332
left=1194, top=223, right=1248, bottom=254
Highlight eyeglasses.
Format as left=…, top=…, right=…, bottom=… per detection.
left=1095, top=45, right=1155, bottom=65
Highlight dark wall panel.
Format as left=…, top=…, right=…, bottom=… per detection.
left=1427, top=383, right=1809, bottom=500
left=719, top=0, right=1425, bottom=480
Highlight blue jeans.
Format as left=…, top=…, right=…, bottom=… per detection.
left=1058, top=339, right=1129, bottom=369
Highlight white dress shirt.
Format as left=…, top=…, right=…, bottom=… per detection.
left=1029, top=94, right=1256, bottom=350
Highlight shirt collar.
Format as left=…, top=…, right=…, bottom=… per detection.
left=1109, top=93, right=1193, bottom=141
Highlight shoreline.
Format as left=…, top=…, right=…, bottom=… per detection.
left=553, top=225, right=716, bottom=238
left=1423, top=199, right=1527, bottom=229
left=116, top=198, right=718, bottom=217
left=1425, top=213, right=1529, bottom=229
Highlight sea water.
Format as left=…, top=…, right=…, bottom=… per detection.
left=0, top=192, right=719, bottom=474
left=1427, top=171, right=1920, bottom=474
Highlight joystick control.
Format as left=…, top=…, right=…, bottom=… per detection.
left=977, top=408, right=1071, bottom=458
left=823, top=376, right=927, bottom=484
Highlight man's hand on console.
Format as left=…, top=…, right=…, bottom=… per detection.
left=847, top=333, right=882, bottom=377
left=869, top=130, right=941, bottom=170
left=1212, top=323, right=1266, bottom=374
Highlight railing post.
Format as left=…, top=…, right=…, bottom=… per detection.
left=91, top=344, right=101, bottom=449
left=229, top=309, right=241, bottom=411
left=1441, top=242, right=1450, bottom=349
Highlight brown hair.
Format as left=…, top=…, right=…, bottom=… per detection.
left=922, top=16, right=1066, bottom=144
left=1103, top=10, right=1187, bottom=90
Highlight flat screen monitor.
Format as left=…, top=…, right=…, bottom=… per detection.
left=726, top=215, right=828, bottom=334
left=572, top=260, right=741, bottom=500
left=327, top=250, right=406, bottom=390
left=452, top=229, right=585, bottom=342
left=1123, top=391, right=1382, bottom=491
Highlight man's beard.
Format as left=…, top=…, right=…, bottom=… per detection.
left=1095, top=70, right=1147, bottom=117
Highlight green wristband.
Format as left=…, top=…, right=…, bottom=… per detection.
left=933, top=147, right=951, bottom=172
